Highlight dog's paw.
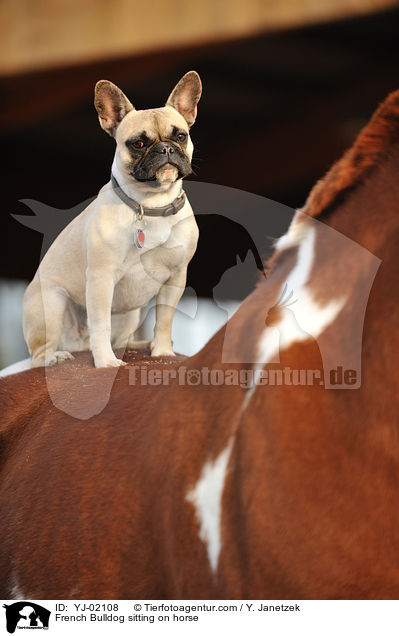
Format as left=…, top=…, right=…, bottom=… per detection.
left=94, top=356, right=127, bottom=369
left=46, top=351, right=74, bottom=366
left=151, top=345, right=176, bottom=357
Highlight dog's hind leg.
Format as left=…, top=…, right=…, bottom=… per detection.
left=23, top=282, right=74, bottom=367
left=111, top=308, right=146, bottom=350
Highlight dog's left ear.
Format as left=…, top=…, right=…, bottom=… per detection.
left=94, top=80, right=134, bottom=136
left=166, top=71, right=202, bottom=127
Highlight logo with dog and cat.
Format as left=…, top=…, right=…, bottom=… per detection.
left=2, top=602, right=51, bottom=633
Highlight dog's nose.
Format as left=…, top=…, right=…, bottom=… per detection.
left=156, top=142, right=175, bottom=155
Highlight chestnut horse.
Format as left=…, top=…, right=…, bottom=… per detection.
left=1, top=90, right=399, bottom=599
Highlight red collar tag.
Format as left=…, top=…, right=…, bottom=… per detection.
left=134, top=228, right=145, bottom=249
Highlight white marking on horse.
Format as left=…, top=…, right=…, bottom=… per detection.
left=274, top=208, right=304, bottom=252
left=284, top=220, right=315, bottom=290
left=258, top=288, right=346, bottom=365
left=259, top=224, right=346, bottom=364
left=9, top=573, right=26, bottom=600
left=186, top=439, right=233, bottom=573
left=241, top=221, right=346, bottom=412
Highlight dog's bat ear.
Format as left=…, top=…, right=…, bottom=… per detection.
left=94, top=80, right=134, bottom=136
left=166, top=71, right=202, bottom=127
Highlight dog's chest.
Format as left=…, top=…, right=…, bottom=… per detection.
left=112, top=218, right=186, bottom=311
left=129, top=216, right=172, bottom=252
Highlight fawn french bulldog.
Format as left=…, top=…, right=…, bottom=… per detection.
left=23, top=71, right=201, bottom=368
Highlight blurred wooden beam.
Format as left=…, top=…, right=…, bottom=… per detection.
left=0, top=45, right=192, bottom=130
left=0, top=0, right=397, bottom=76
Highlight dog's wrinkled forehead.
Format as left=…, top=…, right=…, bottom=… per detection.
left=116, top=106, right=189, bottom=142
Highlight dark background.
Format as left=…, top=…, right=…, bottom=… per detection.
left=2, top=5, right=399, bottom=298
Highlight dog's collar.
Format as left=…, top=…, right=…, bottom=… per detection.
left=111, top=173, right=186, bottom=218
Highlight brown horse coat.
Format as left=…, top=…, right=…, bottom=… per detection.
left=1, top=90, right=399, bottom=599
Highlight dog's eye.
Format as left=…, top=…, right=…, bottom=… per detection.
left=131, top=140, right=144, bottom=149
left=176, top=133, right=187, bottom=142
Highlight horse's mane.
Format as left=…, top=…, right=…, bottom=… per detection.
left=302, top=89, right=399, bottom=219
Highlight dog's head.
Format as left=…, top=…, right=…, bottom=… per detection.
left=94, top=71, right=201, bottom=191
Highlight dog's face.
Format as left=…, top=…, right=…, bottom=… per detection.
left=94, top=71, right=201, bottom=191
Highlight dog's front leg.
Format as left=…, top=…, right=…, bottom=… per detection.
left=151, top=268, right=187, bottom=357
left=86, top=271, right=126, bottom=368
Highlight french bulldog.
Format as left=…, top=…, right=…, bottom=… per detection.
left=23, top=71, right=202, bottom=368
